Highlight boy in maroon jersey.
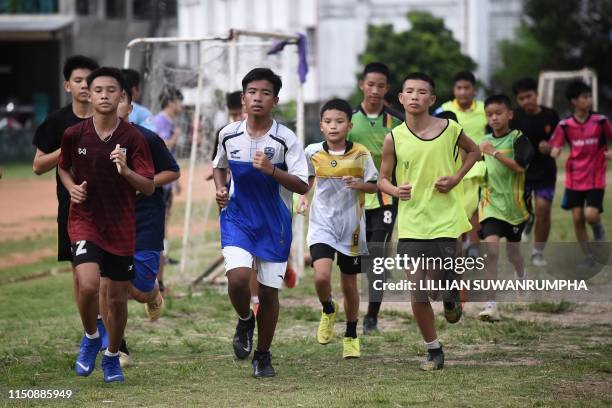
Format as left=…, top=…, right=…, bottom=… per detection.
left=58, top=67, right=154, bottom=383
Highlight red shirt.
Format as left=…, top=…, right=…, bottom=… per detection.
left=59, top=118, right=154, bottom=256
left=550, top=113, right=612, bottom=190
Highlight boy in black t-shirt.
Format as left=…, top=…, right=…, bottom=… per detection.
left=511, top=78, right=560, bottom=267
left=32, top=55, right=99, bottom=264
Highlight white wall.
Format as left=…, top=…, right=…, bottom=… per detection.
left=177, top=0, right=522, bottom=102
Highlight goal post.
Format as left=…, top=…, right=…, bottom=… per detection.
left=538, top=68, right=598, bottom=113
left=123, top=29, right=307, bottom=286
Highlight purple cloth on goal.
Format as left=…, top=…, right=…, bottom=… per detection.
left=267, top=33, right=309, bottom=84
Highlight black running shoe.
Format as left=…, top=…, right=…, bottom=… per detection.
left=252, top=350, right=275, bottom=378
left=443, top=289, right=462, bottom=324
left=420, top=347, right=444, bottom=371
left=363, top=316, right=379, bottom=335
left=232, top=311, right=255, bottom=360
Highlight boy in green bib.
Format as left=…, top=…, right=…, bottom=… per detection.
left=478, top=95, right=534, bottom=322
left=378, top=72, right=480, bottom=371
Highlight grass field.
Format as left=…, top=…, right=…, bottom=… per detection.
left=1, top=162, right=611, bottom=407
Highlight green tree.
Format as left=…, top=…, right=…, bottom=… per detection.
left=492, top=0, right=612, bottom=107
left=355, top=11, right=477, bottom=110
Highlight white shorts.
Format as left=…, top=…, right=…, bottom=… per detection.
left=221, top=246, right=287, bottom=289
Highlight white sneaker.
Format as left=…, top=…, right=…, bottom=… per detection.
left=119, top=351, right=131, bottom=368
left=521, top=231, right=531, bottom=243
left=479, top=303, right=501, bottom=322
left=531, top=253, right=547, bottom=267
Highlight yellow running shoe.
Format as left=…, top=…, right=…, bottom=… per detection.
left=342, top=337, right=361, bottom=359
left=316, top=301, right=337, bottom=344
left=145, top=292, right=165, bottom=322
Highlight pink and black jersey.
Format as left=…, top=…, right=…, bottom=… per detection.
left=550, top=113, right=612, bottom=190
left=59, top=118, right=154, bottom=256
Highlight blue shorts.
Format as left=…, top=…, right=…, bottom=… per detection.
left=131, top=250, right=161, bottom=292
left=525, top=183, right=555, bottom=203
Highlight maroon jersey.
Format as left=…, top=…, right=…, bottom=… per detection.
left=59, top=118, right=154, bottom=256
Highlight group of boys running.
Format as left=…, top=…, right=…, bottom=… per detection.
left=35, top=54, right=610, bottom=381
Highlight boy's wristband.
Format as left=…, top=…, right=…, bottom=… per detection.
left=493, top=151, right=500, bottom=158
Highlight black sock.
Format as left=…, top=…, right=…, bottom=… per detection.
left=119, top=338, right=129, bottom=355
left=345, top=320, right=358, bottom=338
left=254, top=349, right=270, bottom=359
left=321, top=299, right=335, bottom=314
left=366, top=302, right=381, bottom=319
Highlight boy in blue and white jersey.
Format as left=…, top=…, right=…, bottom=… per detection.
left=212, top=68, right=309, bottom=378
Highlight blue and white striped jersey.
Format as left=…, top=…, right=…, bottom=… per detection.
left=213, top=120, right=308, bottom=262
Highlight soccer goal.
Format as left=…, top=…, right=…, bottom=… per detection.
left=123, top=29, right=307, bottom=286
left=538, top=68, right=598, bottom=115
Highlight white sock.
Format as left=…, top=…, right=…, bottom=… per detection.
left=104, top=349, right=120, bottom=357
left=532, top=247, right=542, bottom=256
left=85, top=330, right=100, bottom=339
left=425, top=339, right=441, bottom=350
left=251, top=295, right=260, bottom=305
left=97, top=314, right=102, bottom=320
left=239, top=309, right=253, bottom=321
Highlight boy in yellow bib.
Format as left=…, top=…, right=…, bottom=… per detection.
left=378, top=72, right=480, bottom=371
left=435, top=71, right=488, bottom=257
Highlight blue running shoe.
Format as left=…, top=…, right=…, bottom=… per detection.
left=75, top=335, right=102, bottom=376
left=102, top=354, right=125, bottom=383
left=97, top=318, right=108, bottom=350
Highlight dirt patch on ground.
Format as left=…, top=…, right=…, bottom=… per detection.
left=0, top=248, right=56, bottom=269
left=0, top=178, right=57, bottom=242
left=0, top=164, right=217, bottom=268
left=556, top=379, right=612, bottom=401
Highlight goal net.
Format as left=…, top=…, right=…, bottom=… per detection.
left=123, top=29, right=306, bottom=287
left=538, top=68, right=598, bottom=116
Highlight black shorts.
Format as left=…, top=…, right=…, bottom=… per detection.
left=310, top=243, right=361, bottom=275
left=480, top=218, right=525, bottom=242
left=561, top=189, right=604, bottom=213
left=397, top=238, right=458, bottom=260
left=71, top=240, right=134, bottom=281
left=365, top=204, right=397, bottom=236
left=57, top=200, right=72, bottom=262
left=397, top=238, right=458, bottom=302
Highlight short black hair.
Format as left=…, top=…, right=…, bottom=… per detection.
left=320, top=98, right=352, bottom=121
left=121, top=68, right=141, bottom=90
left=241, top=68, right=282, bottom=97
left=512, top=77, right=538, bottom=95
left=484, top=94, right=513, bottom=110
left=436, top=110, right=458, bottom=122
left=402, top=72, right=435, bottom=92
left=123, top=86, right=133, bottom=104
left=226, top=91, right=242, bottom=110
left=565, top=80, right=591, bottom=101
left=86, top=67, right=126, bottom=90
left=362, top=62, right=390, bottom=82
left=63, top=55, right=99, bottom=81
left=160, top=86, right=184, bottom=109
left=452, top=70, right=476, bottom=85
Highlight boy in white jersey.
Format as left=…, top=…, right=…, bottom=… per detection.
left=298, top=99, right=378, bottom=358
left=213, top=68, right=309, bottom=378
